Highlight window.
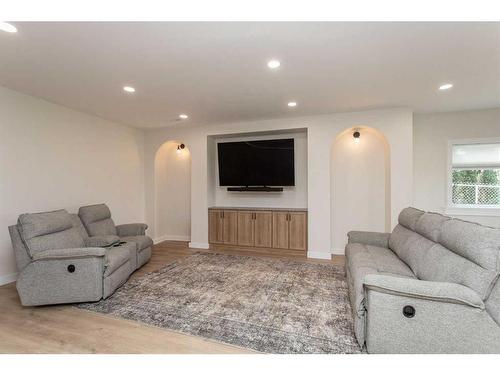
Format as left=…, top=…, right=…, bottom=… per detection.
left=448, top=141, right=500, bottom=215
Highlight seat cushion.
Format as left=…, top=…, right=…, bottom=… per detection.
left=78, top=204, right=117, bottom=236
left=104, top=246, right=131, bottom=276
left=345, top=243, right=416, bottom=346
left=120, top=235, right=153, bottom=251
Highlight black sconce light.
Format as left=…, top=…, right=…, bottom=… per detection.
left=353, top=130, right=361, bottom=144
left=176, top=143, right=185, bottom=154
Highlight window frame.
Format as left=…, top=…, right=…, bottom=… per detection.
left=446, top=138, right=500, bottom=217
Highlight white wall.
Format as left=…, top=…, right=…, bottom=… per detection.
left=154, top=141, right=191, bottom=242
left=144, top=108, right=413, bottom=258
left=0, top=86, right=145, bottom=284
left=414, top=108, right=500, bottom=228
left=331, top=127, right=390, bottom=252
left=212, top=131, right=307, bottom=209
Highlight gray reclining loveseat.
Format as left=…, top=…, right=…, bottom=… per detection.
left=346, top=207, right=500, bottom=353
left=8, top=204, right=152, bottom=306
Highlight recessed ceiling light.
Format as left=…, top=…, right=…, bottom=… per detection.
left=123, top=86, right=135, bottom=93
left=267, top=60, right=281, bottom=69
left=0, top=22, right=17, bottom=33
left=439, top=83, right=453, bottom=91
left=179, top=114, right=188, bottom=119
left=287, top=102, right=297, bottom=107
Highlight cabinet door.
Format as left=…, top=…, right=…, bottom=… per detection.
left=223, top=211, right=238, bottom=245
left=209, top=210, right=224, bottom=244
left=272, top=211, right=289, bottom=249
left=254, top=211, right=272, bottom=248
left=289, top=212, right=307, bottom=250
left=237, top=211, right=254, bottom=246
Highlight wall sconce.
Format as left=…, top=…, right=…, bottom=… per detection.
left=176, top=143, right=185, bottom=154
left=353, top=131, right=361, bottom=144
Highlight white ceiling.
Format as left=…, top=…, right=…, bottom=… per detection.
left=1, top=22, right=499, bottom=129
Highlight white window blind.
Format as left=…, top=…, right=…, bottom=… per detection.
left=452, top=143, right=500, bottom=169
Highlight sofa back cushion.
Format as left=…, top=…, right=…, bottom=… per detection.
left=78, top=204, right=117, bottom=236
left=17, top=209, right=86, bottom=256
left=389, top=208, right=500, bottom=300
left=8, top=225, right=32, bottom=271
left=414, top=212, right=450, bottom=242
left=397, top=207, right=425, bottom=231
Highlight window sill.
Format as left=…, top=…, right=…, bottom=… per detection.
left=445, top=206, right=500, bottom=217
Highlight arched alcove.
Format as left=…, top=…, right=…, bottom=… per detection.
left=154, top=140, right=191, bottom=242
left=330, top=127, right=391, bottom=252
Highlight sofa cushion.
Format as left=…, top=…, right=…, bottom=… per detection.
left=120, top=235, right=153, bottom=251
left=439, top=219, right=500, bottom=270
left=419, top=243, right=499, bottom=300
left=345, top=243, right=416, bottom=346
left=389, top=224, right=437, bottom=276
left=346, top=243, right=416, bottom=315
left=78, top=204, right=117, bottom=236
left=398, top=207, right=425, bottom=231
left=104, top=246, right=130, bottom=276
left=414, top=212, right=450, bottom=242
left=86, top=235, right=121, bottom=247
left=17, top=210, right=85, bottom=256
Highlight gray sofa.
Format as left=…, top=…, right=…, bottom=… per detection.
left=346, top=207, right=500, bottom=353
left=8, top=204, right=152, bottom=306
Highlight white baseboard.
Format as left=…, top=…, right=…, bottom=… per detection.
left=331, top=248, right=345, bottom=255
left=307, top=251, right=332, bottom=260
left=154, top=235, right=191, bottom=244
left=0, top=272, right=18, bottom=286
left=189, top=242, right=210, bottom=249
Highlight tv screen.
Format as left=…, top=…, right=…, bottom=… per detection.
left=217, top=139, right=295, bottom=186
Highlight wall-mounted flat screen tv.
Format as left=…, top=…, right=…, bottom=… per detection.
left=217, top=138, right=295, bottom=186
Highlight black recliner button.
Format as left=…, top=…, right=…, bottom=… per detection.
left=403, top=305, right=415, bottom=318
left=67, top=264, right=76, bottom=273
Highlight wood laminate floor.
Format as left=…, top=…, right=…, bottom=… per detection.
left=0, top=241, right=344, bottom=354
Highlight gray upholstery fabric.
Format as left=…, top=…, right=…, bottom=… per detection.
left=69, top=213, right=89, bottom=239
left=10, top=205, right=151, bottom=306
left=104, top=246, right=131, bottom=276
left=418, top=243, right=498, bottom=300
left=364, top=274, right=484, bottom=308
left=397, top=207, right=424, bottom=231
left=345, top=242, right=415, bottom=346
left=137, top=246, right=152, bottom=268
left=121, top=235, right=153, bottom=252
left=346, top=207, right=500, bottom=353
left=85, top=235, right=120, bottom=247
left=414, top=212, right=450, bottom=242
left=116, top=223, right=148, bottom=237
left=18, top=210, right=85, bottom=256
left=347, top=231, right=390, bottom=248
left=16, top=256, right=104, bottom=306
left=32, top=247, right=106, bottom=261
left=439, top=219, right=500, bottom=270
left=78, top=204, right=117, bottom=236
left=486, top=279, right=500, bottom=324
left=389, top=222, right=498, bottom=299
left=8, top=225, right=31, bottom=271
left=18, top=209, right=72, bottom=239
left=103, top=261, right=131, bottom=298
left=365, top=288, right=500, bottom=354
left=388, top=224, right=436, bottom=275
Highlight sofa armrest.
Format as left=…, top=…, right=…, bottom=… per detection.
left=32, top=247, right=106, bottom=261
left=363, top=274, right=484, bottom=309
left=347, top=231, right=391, bottom=248
left=116, top=223, right=148, bottom=237
left=85, top=235, right=120, bottom=247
